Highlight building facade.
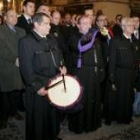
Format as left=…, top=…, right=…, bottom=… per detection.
left=0, top=0, right=140, bottom=21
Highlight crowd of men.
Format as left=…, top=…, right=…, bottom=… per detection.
left=0, top=0, right=140, bottom=140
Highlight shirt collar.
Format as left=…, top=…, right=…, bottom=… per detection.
left=123, top=33, right=131, bottom=39
left=6, top=23, right=15, bottom=30
left=23, top=14, right=32, bottom=21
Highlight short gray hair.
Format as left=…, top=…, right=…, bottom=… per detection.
left=121, top=17, right=134, bottom=30
left=32, top=12, right=50, bottom=25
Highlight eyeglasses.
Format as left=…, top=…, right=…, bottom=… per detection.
left=126, top=24, right=134, bottom=27
left=122, top=24, right=134, bottom=27
left=97, top=19, right=107, bottom=22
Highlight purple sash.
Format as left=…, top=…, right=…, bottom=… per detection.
left=77, top=29, right=99, bottom=68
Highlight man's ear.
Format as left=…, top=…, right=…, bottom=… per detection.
left=23, top=6, right=26, bottom=13
left=34, top=22, right=39, bottom=28
left=4, top=15, right=6, bottom=22
left=77, top=24, right=80, bottom=29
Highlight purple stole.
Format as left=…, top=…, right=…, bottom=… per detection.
left=77, top=29, right=99, bottom=68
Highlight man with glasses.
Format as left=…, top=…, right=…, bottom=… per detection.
left=95, top=14, right=113, bottom=107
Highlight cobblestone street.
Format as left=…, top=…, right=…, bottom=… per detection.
left=1, top=112, right=140, bottom=140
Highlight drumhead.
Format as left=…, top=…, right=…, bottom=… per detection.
left=47, top=75, right=81, bottom=110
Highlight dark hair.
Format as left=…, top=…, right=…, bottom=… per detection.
left=0, top=15, right=3, bottom=25
left=23, top=0, right=34, bottom=7
left=32, top=12, right=49, bottom=24
left=84, top=6, right=93, bottom=12
left=115, top=14, right=122, bottom=20
left=131, top=13, right=140, bottom=18
left=96, top=10, right=103, bottom=16
left=36, top=3, right=49, bottom=12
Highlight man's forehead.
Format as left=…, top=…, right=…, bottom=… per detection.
left=42, top=16, right=50, bottom=21
left=98, top=16, right=106, bottom=20
left=133, top=17, right=139, bottom=21
left=85, top=9, right=93, bottom=15
left=40, top=5, right=49, bottom=10
left=81, top=18, right=90, bottom=23
left=26, top=2, right=35, bottom=6
left=53, top=12, right=60, bottom=17
left=126, top=21, right=134, bottom=25
left=7, top=11, right=16, bottom=16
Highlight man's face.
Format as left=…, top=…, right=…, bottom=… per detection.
left=23, top=2, right=35, bottom=16
left=35, top=16, right=51, bottom=36
left=51, top=12, right=61, bottom=25
left=96, top=15, right=107, bottom=28
left=123, top=20, right=135, bottom=35
left=64, top=14, right=71, bottom=23
left=116, top=16, right=122, bottom=25
left=85, top=9, right=95, bottom=25
left=132, top=17, right=140, bottom=30
left=78, top=17, right=91, bottom=34
left=37, top=6, right=51, bottom=17
left=5, top=10, right=17, bottom=26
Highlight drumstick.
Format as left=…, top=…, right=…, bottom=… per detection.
left=45, top=80, right=63, bottom=90
left=60, top=61, right=67, bottom=92
left=62, top=74, right=66, bottom=92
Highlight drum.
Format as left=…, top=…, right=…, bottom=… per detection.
left=46, top=74, right=83, bottom=111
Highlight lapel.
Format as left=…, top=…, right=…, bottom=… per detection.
left=3, top=24, right=18, bottom=56
left=20, top=14, right=29, bottom=26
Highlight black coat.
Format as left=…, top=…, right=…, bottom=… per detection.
left=68, top=29, right=105, bottom=133
left=112, top=24, right=122, bottom=36
left=50, top=24, right=66, bottom=59
left=18, top=31, right=62, bottom=140
left=105, top=34, right=140, bottom=124
left=0, top=24, right=26, bottom=92
left=16, top=14, right=33, bottom=34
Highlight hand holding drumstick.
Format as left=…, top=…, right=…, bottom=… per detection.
left=59, top=62, right=67, bottom=91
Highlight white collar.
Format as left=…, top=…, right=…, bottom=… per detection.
left=123, top=33, right=131, bottom=39
left=6, top=24, right=15, bottom=30
left=23, top=14, right=31, bottom=21
left=134, top=29, right=138, bottom=33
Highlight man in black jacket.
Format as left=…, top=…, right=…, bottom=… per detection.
left=16, top=0, right=35, bottom=34
left=19, top=13, right=66, bottom=140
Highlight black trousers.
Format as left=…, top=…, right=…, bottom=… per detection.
left=0, top=90, right=22, bottom=122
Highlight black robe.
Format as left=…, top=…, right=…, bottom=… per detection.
left=104, top=34, right=140, bottom=124
left=50, top=24, right=66, bottom=61
left=18, top=31, right=62, bottom=140
left=68, top=29, right=105, bottom=133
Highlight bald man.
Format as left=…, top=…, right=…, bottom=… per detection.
left=0, top=9, right=26, bottom=129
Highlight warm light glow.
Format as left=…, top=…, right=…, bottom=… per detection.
left=7, top=0, right=11, bottom=2
left=0, top=2, right=3, bottom=10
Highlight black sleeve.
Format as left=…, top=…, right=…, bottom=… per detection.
left=108, top=38, right=117, bottom=83
left=18, top=38, right=47, bottom=93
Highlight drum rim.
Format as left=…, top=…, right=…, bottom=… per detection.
left=46, top=74, right=83, bottom=110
